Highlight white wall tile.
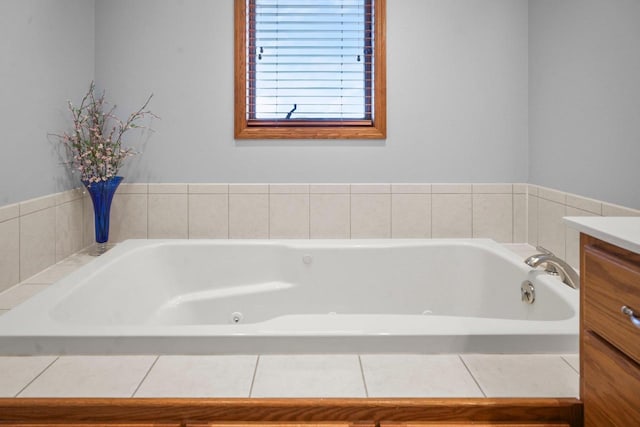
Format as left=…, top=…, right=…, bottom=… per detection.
left=148, top=194, right=188, bottom=238
left=188, top=183, right=228, bottom=194
left=310, top=194, right=350, bottom=238
left=0, top=219, right=19, bottom=292
left=269, top=184, right=309, bottom=194
left=566, top=194, right=602, bottom=215
left=527, top=195, right=539, bottom=247
left=109, top=194, right=148, bottom=242
left=55, top=199, right=84, bottom=261
left=0, top=203, right=19, bottom=223
left=82, top=195, right=94, bottom=248
left=229, top=184, right=269, bottom=194
left=565, top=206, right=596, bottom=269
left=188, top=194, right=228, bottom=238
left=472, top=183, right=513, bottom=194
left=117, top=183, right=148, bottom=194
left=19, top=194, right=56, bottom=216
left=472, top=194, right=513, bottom=243
left=537, top=198, right=567, bottom=257
left=350, top=184, right=391, bottom=194
left=432, top=184, right=472, bottom=194
left=148, top=183, right=187, bottom=194
left=309, top=184, right=350, bottom=194
left=229, top=194, right=269, bottom=238
left=20, top=207, right=56, bottom=281
left=270, top=194, right=310, bottom=238
left=391, top=184, right=431, bottom=194
left=351, top=194, right=391, bottom=238
left=602, top=202, right=640, bottom=216
left=432, top=194, right=472, bottom=238
left=54, top=188, right=84, bottom=205
left=538, top=187, right=566, bottom=204
left=513, top=183, right=528, bottom=194
left=391, top=194, right=431, bottom=238
left=513, top=194, right=527, bottom=243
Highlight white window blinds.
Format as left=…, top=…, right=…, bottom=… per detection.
left=246, top=0, right=375, bottom=123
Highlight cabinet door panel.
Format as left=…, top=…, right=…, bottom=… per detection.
left=583, top=331, right=640, bottom=427
left=583, top=245, right=640, bottom=364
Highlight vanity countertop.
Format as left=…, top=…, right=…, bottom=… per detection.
left=564, top=216, right=640, bottom=255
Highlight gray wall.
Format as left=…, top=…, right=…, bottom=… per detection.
left=94, top=0, right=529, bottom=184
left=529, top=0, right=640, bottom=209
left=0, top=0, right=95, bottom=206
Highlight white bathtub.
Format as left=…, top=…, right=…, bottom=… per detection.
left=0, top=239, right=578, bottom=355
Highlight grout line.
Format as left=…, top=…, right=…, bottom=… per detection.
left=131, top=355, right=160, bottom=397
left=357, top=355, right=369, bottom=397
left=470, top=192, right=474, bottom=238
left=14, top=356, right=59, bottom=397
left=512, top=192, right=515, bottom=243
left=348, top=191, right=352, bottom=239
left=560, top=355, right=580, bottom=375
left=248, top=355, right=260, bottom=397
left=308, top=191, right=311, bottom=239
left=458, top=355, right=486, bottom=398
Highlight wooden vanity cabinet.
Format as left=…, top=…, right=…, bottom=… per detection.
left=580, top=234, right=640, bottom=426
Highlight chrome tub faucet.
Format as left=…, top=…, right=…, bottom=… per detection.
left=524, top=246, right=580, bottom=290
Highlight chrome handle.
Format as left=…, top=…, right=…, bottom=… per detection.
left=621, top=306, right=640, bottom=329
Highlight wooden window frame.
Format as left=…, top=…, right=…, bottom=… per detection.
left=234, top=0, right=386, bottom=139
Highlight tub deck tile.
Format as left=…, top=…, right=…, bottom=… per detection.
left=561, top=354, right=580, bottom=373
left=461, top=354, right=579, bottom=398
left=251, top=355, right=367, bottom=398
left=0, top=356, right=57, bottom=397
left=134, top=355, right=258, bottom=398
left=360, top=354, right=484, bottom=397
left=17, top=355, right=157, bottom=398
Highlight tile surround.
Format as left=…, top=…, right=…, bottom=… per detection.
left=2, top=182, right=639, bottom=294
left=310, top=194, right=350, bottom=238
left=18, top=355, right=156, bottom=397
left=0, top=218, right=19, bottom=292
left=461, top=354, right=579, bottom=397
left=351, top=194, right=391, bottom=238
left=251, top=355, right=366, bottom=397
left=431, top=194, right=472, bottom=238
left=472, top=194, right=513, bottom=243
left=0, top=356, right=57, bottom=397
left=360, top=354, right=484, bottom=397
left=134, top=355, right=257, bottom=397
left=391, top=194, right=431, bottom=238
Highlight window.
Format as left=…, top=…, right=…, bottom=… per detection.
left=235, top=0, right=386, bottom=139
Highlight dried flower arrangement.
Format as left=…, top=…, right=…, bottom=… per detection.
left=55, top=81, right=156, bottom=184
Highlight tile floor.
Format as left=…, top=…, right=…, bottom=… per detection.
left=0, top=244, right=580, bottom=398
left=0, top=353, right=579, bottom=398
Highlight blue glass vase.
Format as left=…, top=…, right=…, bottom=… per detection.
left=83, top=176, right=123, bottom=253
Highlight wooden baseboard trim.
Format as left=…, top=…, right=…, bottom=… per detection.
left=0, top=398, right=582, bottom=426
